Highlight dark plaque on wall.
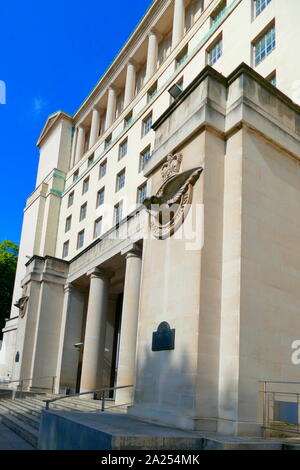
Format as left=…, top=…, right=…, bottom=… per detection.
left=152, top=322, right=175, bottom=351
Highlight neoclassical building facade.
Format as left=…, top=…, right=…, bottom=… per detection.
left=1, top=0, right=300, bottom=436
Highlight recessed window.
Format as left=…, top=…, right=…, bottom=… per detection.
left=119, top=139, right=128, bottom=160
left=105, top=134, right=112, bottom=149
left=82, top=177, right=89, bottom=195
left=137, top=183, right=147, bottom=204
left=99, top=159, right=107, bottom=179
left=68, top=191, right=74, bottom=208
left=147, top=82, right=158, bottom=103
left=116, top=169, right=126, bottom=192
left=139, top=146, right=151, bottom=172
left=65, top=215, right=72, bottom=233
left=208, top=37, right=223, bottom=66
left=253, top=25, right=276, bottom=66
left=175, top=45, right=188, bottom=69
left=73, top=170, right=79, bottom=183
left=94, top=217, right=103, bottom=239
left=62, top=241, right=69, bottom=259
left=211, top=0, right=226, bottom=25
left=96, top=188, right=105, bottom=207
left=87, top=155, right=94, bottom=167
left=266, top=71, right=276, bottom=86
left=77, top=230, right=85, bottom=250
left=79, top=202, right=87, bottom=222
left=142, top=112, right=153, bottom=137
left=114, top=201, right=123, bottom=225
left=124, top=112, right=133, bottom=129
left=254, top=0, right=272, bottom=18
left=169, top=77, right=183, bottom=104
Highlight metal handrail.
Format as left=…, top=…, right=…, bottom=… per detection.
left=44, top=384, right=134, bottom=411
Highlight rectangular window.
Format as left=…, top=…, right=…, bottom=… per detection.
left=254, top=25, right=276, bottom=66
left=124, top=112, right=133, bottom=129
left=211, top=1, right=226, bottom=25
left=208, top=38, right=223, bottom=66
left=77, top=230, right=85, bottom=250
left=105, top=134, right=112, bottom=149
left=137, top=183, right=147, bottom=204
left=147, top=82, right=157, bottom=103
left=139, top=146, right=151, bottom=172
left=73, top=170, right=79, bottom=183
left=94, top=217, right=102, bottom=239
left=116, top=169, right=126, bottom=192
left=87, top=155, right=94, bottom=167
left=118, top=139, right=128, bottom=160
left=62, top=241, right=69, bottom=259
left=169, top=77, right=183, bottom=104
left=68, top=191, right=74, bottom=208
left=99, top=159, right=107, bottom=179
left=114, top=201, right=123, bottom=225
left=254, top=0, right=272, bottom=18
left=79, top=202, right=87, bottom=221
left=96, top=188, right=105, bottom=207
left=175, top=45, right=188, bottom=69
left=142, top=112, right=153, bottom=137
left=65, top=215, right=72, bottom=233
left=82, top=177, right=89, bottom=195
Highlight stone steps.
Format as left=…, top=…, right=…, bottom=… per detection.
left=0, top=407, right=39, bottom=447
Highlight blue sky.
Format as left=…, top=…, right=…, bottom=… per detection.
left=0, top=0, right=152, bottom=245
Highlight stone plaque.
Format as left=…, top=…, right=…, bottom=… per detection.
left=152, top=322, right=175, bottom=351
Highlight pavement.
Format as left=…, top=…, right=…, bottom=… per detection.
left=0, top=422, right=34, bottom=450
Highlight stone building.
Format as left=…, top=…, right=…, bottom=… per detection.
left=1, top=0, right=300, bottom=436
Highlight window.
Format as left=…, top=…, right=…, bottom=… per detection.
left=68, top=191, right=74, bottom=208
left=94, top=217, right=102, bottom=239
left=208, top=38, right=223, bottom=66
left=253, top=25, right=276, bottom=66
left=99, top=159, right=107, bottom=179
left=82, top=177, right=89, bottom=195
left=211, top=1, right=226, bottom=25
left=96, top=188, right=105, bottom=207
left=119, top=139, right=128, bottom=160
left=139, top=146, right=151, bottom=172
left=105, top=134, right=112, bottom=149
left=62, top=241, right=69, bottom=259
left=124, top=112, right=133, bottom=129
left=73, top=170, right=79, bottom=183
left=65, top=215, right=72, bottom=233
left=114, top=202, right=123, bottom=225
left=116, top=169, right=126, bottom=192
left=169, top=77, right=183, bottom=104
left=142, top=112, right=152, bottom=137
left=77, top=230, right=85, bottom=250
left=254, top=0, right=272, bottom=18
left=147, top=82, right=157, bottom=103
left=79, top=202, right=87, bottom=222
left=266, top=71, right=276, bottom=86
left=137, top=183, right=147, bottom=204
left=175, top=46, right=188, bottom=69
left=87, top=155, right=94, bottom=167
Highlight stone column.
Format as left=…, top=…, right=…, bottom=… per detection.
left=80, top=268, right=111, bottom=392
left=89, top=108, right=101, bottom=148
left=124, top=60, right=136, bottom=108
left=105, top=86, right=117, bottom=131
left=172, top=0, right=185, bottom=49
left=75, top=125, right=85, bottom=163
left=115, top=246, right=142, bottom=406
left=146, top=31, right=158, bottom=82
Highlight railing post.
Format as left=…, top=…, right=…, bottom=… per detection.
left=297, top=394, right=299, bottom=435
left=20, top=380, right=23, bottom=399
left=262, top=381, right=267, bottom=438
left=101, top=390, right=105, bottom=412
left=52, top=376, right=56, bottom=394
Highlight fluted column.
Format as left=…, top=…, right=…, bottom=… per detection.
left=75, top=125, right=85, bottom=163
left=172, top=0, right=185, bottom=49
left=146, top=31, right=158, bottom=81
left=124, top=61, right=136, bottom=108
left=105, top=86, right=117, bottom=131
left=115, top=246, right=142, bottom=406
left=80, top=269, right=111, bottom=392
left=89, top=108, right=101, bottom=148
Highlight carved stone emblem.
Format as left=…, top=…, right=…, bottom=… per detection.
left=143, top=153, right=203, bottom=239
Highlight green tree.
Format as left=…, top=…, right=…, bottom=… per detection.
left=0, top=241, right=19, bottom=339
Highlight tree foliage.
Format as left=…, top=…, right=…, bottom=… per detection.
left=0, top=241, right=19, bottom=339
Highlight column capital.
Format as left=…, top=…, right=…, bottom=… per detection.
left=149, top=29, right=163, bottom=42
left=127, top=58, right=138, bottom=68
left=86, top=267, right=114, bottom=280
left=121, top=243, right=142, bottom=259
left=64, top=283, right=74, bottom=294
